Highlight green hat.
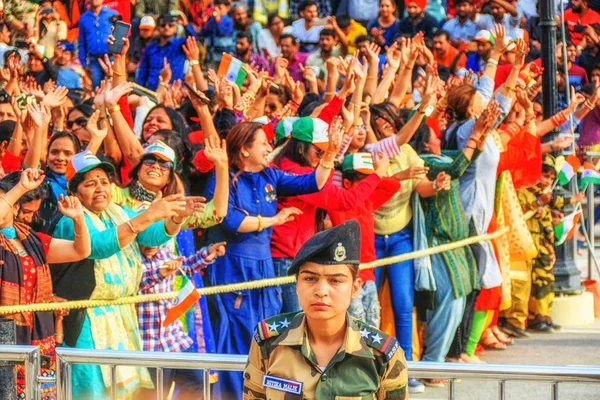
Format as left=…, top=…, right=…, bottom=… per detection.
left=66, top=151, right=115, bottom=191
left=341, top=153, right=375, bottom=175
left=275, top=117, right=298, bottom=143
left=143, top=140, right=176, bottom=168
left=291, top=117, right=330, bottom=151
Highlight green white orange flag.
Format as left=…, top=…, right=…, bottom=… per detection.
left=162, top=275, right=200, bottom=327
left=580, top=162, right=600, bottom=190
left=554, top=209, right=582, bottom=246
left=556, top=154, right=581, bottom=186
left=217, top=53, right=247, bottom=87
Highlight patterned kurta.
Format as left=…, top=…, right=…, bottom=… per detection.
left=421, top=151, right=479, bottom=299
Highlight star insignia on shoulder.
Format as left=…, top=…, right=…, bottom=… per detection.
left=280, top=318, right=291, bottom=328
left=268, top=321, right=280, bottom=332
left=359, top=328, right=371, bottom=339
left=371, top=333, right=383, bottom=344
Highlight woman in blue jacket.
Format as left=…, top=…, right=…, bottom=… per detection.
left=206, top=121, right=342, bottom=398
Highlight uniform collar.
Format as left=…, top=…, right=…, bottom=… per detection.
left=277, top=312, right=374, bottom=361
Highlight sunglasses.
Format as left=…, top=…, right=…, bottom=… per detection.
left=66, top=117, right=88, bottom=129
left=311, top=146, right=324, bottom=158
left=142, top=156, right=173, bottom=171
left=160, top=23, right=175, bottom=28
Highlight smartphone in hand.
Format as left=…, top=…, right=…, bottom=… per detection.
left=108, top=21, right=131, bottom=54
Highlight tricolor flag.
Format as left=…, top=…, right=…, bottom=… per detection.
left=217, top=53, right=247, bottom=87
left=580, top=162, right=600, bottom=190
left=554, top=209, right=582, bottom=246
left=556, top=154, right=581, bottom=186
left=162, top=275, right=200, bottom=327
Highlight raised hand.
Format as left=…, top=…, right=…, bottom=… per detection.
left=392, top=166, right=429, bottom=181
left=492, top=24, right=506, bottom=55
left=206, top=241, right=227, bottom=261
left=18, top=168, right=45, bottom=192
left=86, top=109, right=108, bottom=141
left=159, top=57, right=172, bottom=85
left=42, top=86, right=69, bottom=109
left=474, top=100, right=500, bottom=136
left=204, top=136, right=228, bottom=166
left=146, top=193, right=187, bottom=221
left=26, top=102, right=51, bottom=128
left=325, top=115, right=344, bottom=155
left=514, top=38, right=528, bottom=68
left=97, top=54, right=114, bottom=78
left=159, top=258, right=183, bottom=278
left=104, top=81, right=133, bottom=108
left=182, top=36, right=200, bottom=62
left=57, top=195, right=84, bottom=220
left=365, top=42, right=381, bottom=63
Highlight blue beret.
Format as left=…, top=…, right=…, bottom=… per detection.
left=287, top=220, right=361, bottom=275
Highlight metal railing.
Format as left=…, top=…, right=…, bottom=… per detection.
left=53, top=348, right=600, bottom=400
left=0, top=345, right=40, bottom=400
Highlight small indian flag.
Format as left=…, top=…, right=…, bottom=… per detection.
left=554, top=209, right=582, bottom=246
left=580, top=162, right=600, bottom=190
left=217, top=53, right=247, bottom=87
left=162, top=275, right=200, bottom=327
left=556, top=154, right=581, bottom=186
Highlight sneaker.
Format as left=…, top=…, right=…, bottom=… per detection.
left=408, top=378, right=425, bottom=394
left=500, top=321, right=530, bottom=338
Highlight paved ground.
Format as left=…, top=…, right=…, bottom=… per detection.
left=410, top=320, right=600, bottom=399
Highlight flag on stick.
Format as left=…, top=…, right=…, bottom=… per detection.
left=556, top=154, right=581, bottom=186
left=217, top=53, right=247, bottom=87
left=162, top=275, right=200, bottom=327
left=554, top=208, right=582, bottom=246
left=580, top=162, right=600, bottom=190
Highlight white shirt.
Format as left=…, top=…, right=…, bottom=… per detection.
left=474, top=13, right=521, bottom=39
left=291, top=19, right=323, bottom=53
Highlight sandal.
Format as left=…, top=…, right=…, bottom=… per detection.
left=492, top=325, right=514, bottom=345
left=481, top=329, right=507, bottom=350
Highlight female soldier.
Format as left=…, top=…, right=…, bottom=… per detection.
left=243, top=220, right=408, bottom=399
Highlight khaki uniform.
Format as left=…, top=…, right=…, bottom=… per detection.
left=517, top=186, right=565, bottom=321
left=243, top=311, right=408, bottom=399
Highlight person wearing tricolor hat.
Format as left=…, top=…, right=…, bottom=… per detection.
left=466, top=29, right=495, bottom=73
left=51, top=150, right=201, bottom=398
left=271, top=117, right=399, bottom=317
left=328, top=152, right=399, bottom=329
left=205, top=120, right=343, bottom=397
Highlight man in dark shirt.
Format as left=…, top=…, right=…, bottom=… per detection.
left=27, top=42, right=58, bottom=86
left=399, top=0, right=440, bottom=39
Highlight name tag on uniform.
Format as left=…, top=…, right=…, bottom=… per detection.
left=263, top=375, right=303, bottom=394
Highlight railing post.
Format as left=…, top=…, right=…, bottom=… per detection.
left=111, top=365, right=117, bottom=400
left=551, top=382, right=559, bottom=400
left=498, top=380, right=506, bottom=400
left=0, top=318, right=17, bottom=400
left=447, top=378, right=455, bottom=400
left=156, top=367, right=164, bottom=400
left=25, top=347, right=40, bottom=400
left=587, top=182, right=595, bottom=280
left=204, top=369, right=211, bottom=400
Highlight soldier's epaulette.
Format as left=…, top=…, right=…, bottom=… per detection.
left=253, top=312, right=299, bottom=345
left=355, top=319, right=401, bottom=361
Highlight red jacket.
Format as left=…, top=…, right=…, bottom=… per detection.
left=329, top=177, right=400, bottom=283
left=270, top=157, right=383, bottom=259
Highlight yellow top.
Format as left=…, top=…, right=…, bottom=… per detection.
left=345, top=21, right=368, bottom=55
left=374, top=144, right=424, bottom=235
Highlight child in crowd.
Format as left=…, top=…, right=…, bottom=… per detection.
left=201, top=0, right=235, bottom=66
left=516, top=155, right=584, bottom=333
left=329, top=152, right=400, bottom=327
left=136, top=241, right=226, bottom=398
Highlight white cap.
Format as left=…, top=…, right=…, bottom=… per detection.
left=140, top=15, right=156, bottom=29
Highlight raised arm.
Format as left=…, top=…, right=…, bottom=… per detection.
left=373, top=43, right=402, bottom=105
left=23, top=103, right=51, bottom=169
left=47, top=195, right=91, bottom=263
left=183, top=36, right=209, bottom=92
left=388, top=39, right=417, bottom=108
left=104, top=81, right=142, bottom=164
left=363, top=42, right=381, bottom=101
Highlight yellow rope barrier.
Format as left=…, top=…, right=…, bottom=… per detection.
left=0, top=210, right=535, bottom=316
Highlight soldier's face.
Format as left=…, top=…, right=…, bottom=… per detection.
left=297, top=262, right=361, bottom=321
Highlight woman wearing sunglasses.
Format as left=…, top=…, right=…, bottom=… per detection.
left=65, top=104, right=92, bottom=148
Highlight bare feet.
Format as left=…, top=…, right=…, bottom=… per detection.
left=460, top=353, right=486, bottom=363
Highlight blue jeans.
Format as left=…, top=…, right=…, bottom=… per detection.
left=422, top=254, right=466, bottom=363
left=374, top=228, right=414, bottom=361
left=273, top=257, right=301, bottom=313
left=87, top=57, right=107, bottom=89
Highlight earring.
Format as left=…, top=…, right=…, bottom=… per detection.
left=242, top=151, right=250, bottom=158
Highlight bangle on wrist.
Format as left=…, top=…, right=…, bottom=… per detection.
left=465, top=145, right=477, bottom=150
left=107, top=105, right=121, bottom=114
left=0, top=196, right=13, bottom=207
left=257, top=214, right=263, bottom=232
left=319, top=159, right=335, bottom=169
left=126, top=220, right=139, bottom=234
left=171, top=216, right=185, bottom=225
left=188, top=60, right=200, bottom=66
